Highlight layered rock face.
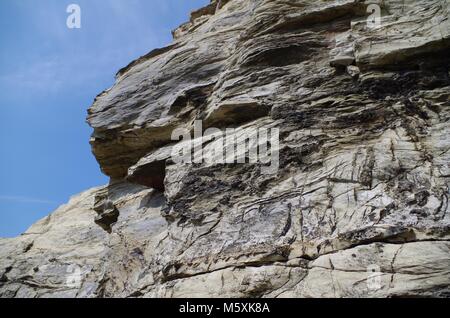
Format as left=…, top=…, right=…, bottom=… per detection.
left=1, top=0, right=450, bottom=298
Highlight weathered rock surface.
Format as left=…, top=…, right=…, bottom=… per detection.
left=1, top=0, right=449, bottom=298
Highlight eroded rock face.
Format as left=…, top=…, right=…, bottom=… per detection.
left=1, top=0, right=449, bottom=298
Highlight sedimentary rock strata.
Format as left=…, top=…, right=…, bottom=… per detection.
left=1, top=0, right=449, bottom=298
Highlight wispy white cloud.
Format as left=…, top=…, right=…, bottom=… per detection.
left=0, top=0, right=164, bottom=99
left=0, top=50, right=131, bottom=96
left=0, top=58, right=64, bottom=94
left=0, top=195, right=56, bottom=205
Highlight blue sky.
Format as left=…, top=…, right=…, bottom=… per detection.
left=0, top=0, right=209, bottom=238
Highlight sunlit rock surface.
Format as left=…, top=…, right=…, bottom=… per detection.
left=1, top=0, right=449, bottom=298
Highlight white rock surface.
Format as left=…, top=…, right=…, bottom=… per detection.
left=1, top=0, right=449, bottom=298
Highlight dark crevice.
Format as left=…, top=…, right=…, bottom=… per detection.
left=94, top=206, right=119, bottom=234
left=0, top=266, right=12, bottom=283
left=126, top=160, right=167, bottom=192
left=168, top=84, right=214, bottom=115
left=242, top=43, right=325, bottom=67
left=23, top=242, right=34, bottom=253
left=93, top=190, right=120, bottom=234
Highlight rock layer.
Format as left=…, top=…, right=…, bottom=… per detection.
left=1, top=0, right=450, bottom=298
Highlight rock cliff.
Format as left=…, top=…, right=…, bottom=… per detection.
left=1, top=0, right=449, bottom=298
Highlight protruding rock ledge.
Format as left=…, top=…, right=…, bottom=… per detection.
left=2, top=0, right=450, bottom=298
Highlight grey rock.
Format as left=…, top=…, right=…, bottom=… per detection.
left=1, top=0, right=450, bottom=298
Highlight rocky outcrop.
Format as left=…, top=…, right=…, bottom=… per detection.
left=1, top=0, right=449, bottom=298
